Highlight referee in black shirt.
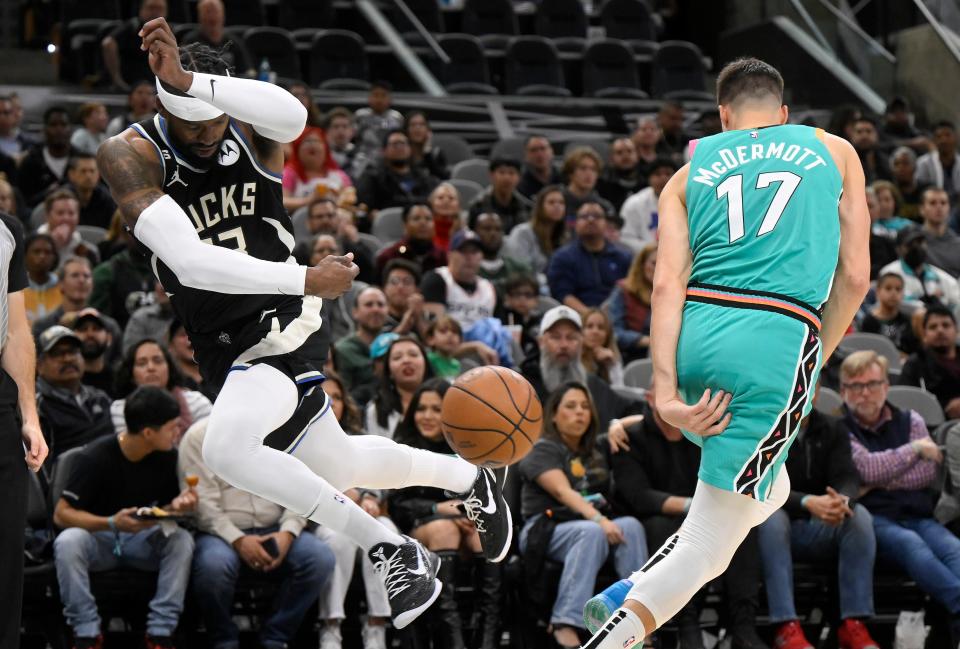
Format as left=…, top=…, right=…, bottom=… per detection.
left=0, top=211, right=48, bottom=649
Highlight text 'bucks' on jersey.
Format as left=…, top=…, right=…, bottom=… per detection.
left=685, top=124, right=843, bottom=308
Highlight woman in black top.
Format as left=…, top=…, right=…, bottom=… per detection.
left=389, top=379, right=501, bottom=649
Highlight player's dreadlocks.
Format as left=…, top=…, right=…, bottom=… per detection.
left=179, top=41, right=233, bottom=77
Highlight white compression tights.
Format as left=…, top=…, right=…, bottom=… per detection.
left=583, top=471, right=790, bottom=649
left=201, top=364, right=479, bottom=550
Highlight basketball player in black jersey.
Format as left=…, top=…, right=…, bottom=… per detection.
left=96, top=18, right=512, bottom=629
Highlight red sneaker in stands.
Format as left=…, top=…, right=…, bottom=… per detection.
left=145, top=634, right=176, bottom=649
left=772, top=621, right=813, bottom=649
left=72, top=634, right=103, bottom=649
left=838, top=619, right=880, bottom=649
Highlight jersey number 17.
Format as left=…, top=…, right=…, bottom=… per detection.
left=715, top=171, right=801, bottom=243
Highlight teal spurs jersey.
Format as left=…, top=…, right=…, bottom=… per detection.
left=685, top=125, right=842, bottom=308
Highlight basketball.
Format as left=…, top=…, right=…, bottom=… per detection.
left=441, top=366, right=543, bottom=468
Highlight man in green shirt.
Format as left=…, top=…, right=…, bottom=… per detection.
left=332, top=287, right=387, bottom=402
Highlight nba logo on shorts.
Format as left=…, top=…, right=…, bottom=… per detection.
left=219, top=139, right=240, bottom=166
left=333, top=494, right=346, bottom=504
left=623, top=636, right=635, bottom=648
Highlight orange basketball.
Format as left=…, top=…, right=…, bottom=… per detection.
left=441, top=366, right=543, bottom=468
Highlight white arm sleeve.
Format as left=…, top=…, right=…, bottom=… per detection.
left=187, top=72, right=307, bottom=144
left=135, top=194, right=306, bottom=295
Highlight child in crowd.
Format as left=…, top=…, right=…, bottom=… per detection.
left=425, top=315, right=468, bottom=379
left=502, top=274, right=542, bottom=357
left=860, top=272, right=920, bottom=355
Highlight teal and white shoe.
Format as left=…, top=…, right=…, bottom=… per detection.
left=583, top=578, right=633, bottom=635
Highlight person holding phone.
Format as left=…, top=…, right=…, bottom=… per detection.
left=179, top=417, right=335, bottom=649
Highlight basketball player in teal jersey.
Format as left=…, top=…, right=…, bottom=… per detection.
left=578, top=58, right=870, bottom=649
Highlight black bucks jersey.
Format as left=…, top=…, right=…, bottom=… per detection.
left=132, top=115, right=329, bottom=392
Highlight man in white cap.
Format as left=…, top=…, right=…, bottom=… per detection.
left=96, top=17, right=513, bottom=636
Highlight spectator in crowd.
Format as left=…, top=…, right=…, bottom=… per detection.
left=112, top=339, right=213, bottom=442
left=105, top=81, right=157, bottom=137
left=830, top=105, right=863, bottom=143
left=101, top=0, right=167, bottom=91
left=548, top=201, right=632, bottom=315
left=90, top=236, right=155, bottom=329
left=316, top=374, right=394, bottom=649
left=427, top=181, right=462, bottom=252
left=609, top=244, right=654, bottom=363
left=890, top=146, right=925, bottom=221
left=581, top=308, right=624, bottom=387
left=32, top=256, right=107, bottom=337
left=282, top=128, right=352, bottom=212
left=364, top=336, right=433, bottom=438
left=355, top=81, right=404, bottom=159
left=304, top=235, right=363, bottom=345
left=292, top=197, right=375, bottom=284
left=0, top=177, right=17, bottom=215
left=502, top=274, right=542, bottom=357
left=920, top=187, right=960, bottom=277
left=382, top=259, right=427, bottom=338
left=64, top=153, right=116, bottom=230
left=63, top=308, right=118, bottom=396
left=879, top=226, right=960, bottom=315
left=655, top=102, right=689, bottom=166
left=520, top=305, right=639, bottom=433
left=916, top=121, right=960, bottom=203
left=123, top=281, right=174, bottom=352
left=900, top=304, right=960, bottom=418
left=332, top=286, right=388, bottom=397
left=757, top=386, right=878, bottom=649
left=869, top=180, right=913, bottom=239
left=631, top=117, right=663, bottom=180
left=356, top=129, right=438, bottom=213
left=325, top=107, right=367, bottom=180
left=867, top=187, right=897, bottom=280
left=597, top=137, right=644, bottom=212
left=561, top=147, right=604, bottom=222
left=468, top=158, right=532, bottom=233
left=23, top=233, right=60, bottom=324
left=840, top=350, right=960, bottom=644
left=53, top=386, right=196, bottom=649
left=35, top=325, right=113, bottom=463
left=97, top=210, right=130, bottom=262
left=424, top=315, right=474, bottom=380
left=37, top=189, right=99, bottom=269
left=518, top=135, right=562, bottom=200
left=405, top=111, right=448, bottom=180
left=610, top=385, right=768, bottom=649
left=180, top=418, right=334, bottom=649
left=184, top=0, right=254, bottom=77
left=860, top=272, right=919, bottom=356
left=389, top=378, right=501, bottom=649
left=471, top=211, right=530, bottom=290
left=167, top=320, right=206, bottom=397
left=518, top=382, right=647, bottom=649
left=421, top=229, right=500, bottom=336
left=0, top=93, right=35, bottom=158
left=880, top=97, right=929, bottom=153
left=18, top=107, right=77, bottom=207
left=503, top=185, right=567, bottom=280
left=286, top=82, right=323, bottom=128
left=375, top=203, right=447, bottom=279
left=69, top=103, right=109, bottom=156
left=851, top=116, right=893, bottom=184
left=620, top=159, right=677, bottom=251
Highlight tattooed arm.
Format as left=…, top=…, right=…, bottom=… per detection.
left=97, top=133, right=166, bottom=231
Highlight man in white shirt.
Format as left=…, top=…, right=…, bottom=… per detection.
left=619, top=158, right=677, bottom=252
left=880, top=226, right=960, bottom=318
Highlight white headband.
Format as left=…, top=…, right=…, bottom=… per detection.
left=155, top=77, right=224, bottom=122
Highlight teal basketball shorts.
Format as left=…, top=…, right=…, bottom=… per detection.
left=676, top=283, right=823, bottom=502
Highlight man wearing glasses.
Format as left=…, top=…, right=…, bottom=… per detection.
left=841, top=349, right=960, bottom=642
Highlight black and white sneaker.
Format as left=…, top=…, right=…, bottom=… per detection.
left=461, top=466, right=512, bottom=563
left=368, top=535, right=441, bottom=629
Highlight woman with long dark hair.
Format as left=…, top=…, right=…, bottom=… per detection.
left=364, top=336, right=434, bottom=439
left=405, top=111, right=449, bottom=180
left=503, top=184, right=567, bottom=278
left=581, top=308, right=624, bottom=386
left=518, top=382, right=647, bottom=648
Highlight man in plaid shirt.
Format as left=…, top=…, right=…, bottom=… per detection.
left=841, top=349, right=960, bottom=644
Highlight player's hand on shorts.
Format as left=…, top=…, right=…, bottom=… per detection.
left=306, top=253, right=359, bottom=298
left=139, top=18, right=192, bottom=92
left=599, top=517, right=626, bottom=545
left=658, top=389, right=732, bottom=437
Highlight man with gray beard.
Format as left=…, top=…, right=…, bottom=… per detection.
left=520, top=305, right=640, bottom=448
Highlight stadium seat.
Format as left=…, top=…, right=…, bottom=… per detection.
left=391, top=0, right=444, bottom=35
left=224, top=0, right=265, bottom=26
left=62, top=0, right=121, bottom=23
left=600, top=0, right=657, bottom=42
left=309, top=30, right=370, bottom=90
left=435, top=34, right=499, bottom=95
left=49, top=446, right=85, bottom=511
left=432, top=134, right=475, bottom=167
left=814, top=386, right=843, bottom=416
left=613, top=385, right=647, bottom=402
left=243, top=27, right=301, bottom=82
left=449, top=178, right=485, bottom=207
left=77, top=225, right=108, bottom=246
left=582, top=39, right=649, bottom=99
left=504, top=37, right=572, bottom=98
left=164, top=0, right=191, bottom=24
left=172, top=22, right=198, bottom=41
left=490, top=137, right=527, bottom=162
left=372, top=207, right=405, bottom=244
left=277, top=0, right=334, bottom=31
left=624, top=358, right=654, bottom=390
left=451, top=159, right=491, bottom=187
left=462, top=0, right=519, bottom=40
left=534, top=0, right=588, bottom=52
left=887, top=385, right=945, bottom=427
left=838, top=332, right=903, bottom=374
left=651, top=40, right=714, bottom=101
left=290, top=206, right=310, bottom=241
left=357, top=233, right=383, bottom=259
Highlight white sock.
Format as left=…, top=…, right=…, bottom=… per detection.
left=304, top=480, right=405, bottom=550
left=581, top=607, right=646, bottom=649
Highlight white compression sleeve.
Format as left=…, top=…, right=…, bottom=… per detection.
left=187, top=72, right=307, bottom=143
left=135, top=194, right=306, bottom=295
